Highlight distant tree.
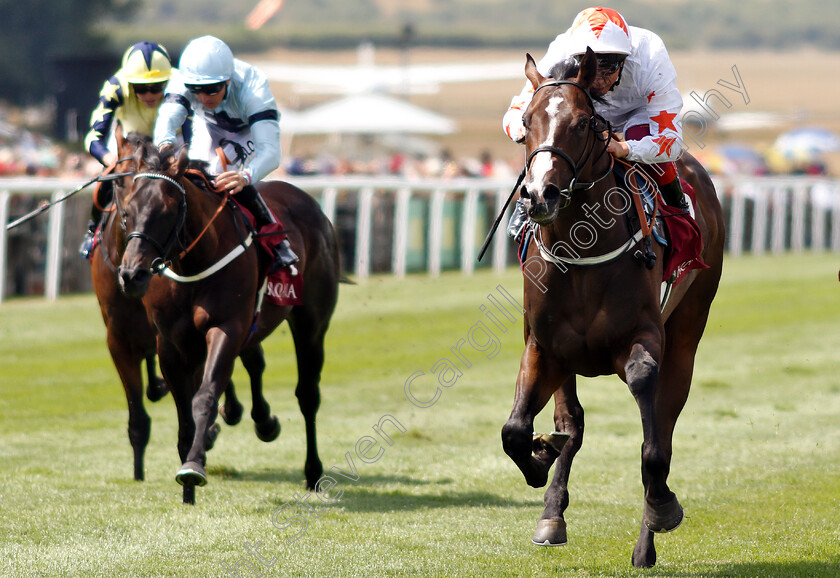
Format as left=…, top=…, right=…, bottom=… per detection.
left=0, top=0, right=136, bottom=104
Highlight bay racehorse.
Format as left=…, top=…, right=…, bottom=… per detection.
left=112, top=129, right=340, bottom=503
left=500, top=50, right=725, bottom=568
left=91, top=222, right=169, bottom=481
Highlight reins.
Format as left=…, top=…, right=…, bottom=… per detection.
left=5, top=170, right=133, bottom=231
left=126, top=170, right=248, bottom=279
left=525, top=80, right=615, bottom=203
left=477, top=79, right=613, bottom=263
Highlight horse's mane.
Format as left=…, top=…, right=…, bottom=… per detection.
left=546, top=58, right=609, bottom=105
left=123, top=132, right=214, bottom=186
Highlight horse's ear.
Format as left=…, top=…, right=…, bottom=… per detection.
left=115, top=122, right=127, bottom=158
left=525, top=53, right=546, bottom=90
left=174, top=146, right=189, bottom=177
left=576, top=47, right=598, bottom=88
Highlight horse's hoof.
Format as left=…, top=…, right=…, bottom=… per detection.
left=643, top=495, right=684, bottom=533
left=532, top=518, right=567, bottom=546
left=219, top=402, right=243, bottom=426
left=176, top=461, right=208, bottom=487
left=255, top=415, right=281, bottom=442
left=146, top=377, right=169, bottom=402
left=532, top=432, right=570, bottom=456
left=205, top=422, right=221, bottom=451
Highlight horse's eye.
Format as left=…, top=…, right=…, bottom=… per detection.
left=577, top=118, right=588, bottom=131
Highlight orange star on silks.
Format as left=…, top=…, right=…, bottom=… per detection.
left=571, top=7, right=629, bottom=38
left=653, top=135, right=678, bottom=157
left=650, top=109, right=678, bottom=133
left=646, top=91, right=656, bottom=103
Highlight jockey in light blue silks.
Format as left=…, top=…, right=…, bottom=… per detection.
left=154, top=35, right=297, bottom=272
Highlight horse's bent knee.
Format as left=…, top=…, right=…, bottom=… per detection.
left=501, top=420, right=531, bottom=460
left=625, top=347, right=658, bottom=397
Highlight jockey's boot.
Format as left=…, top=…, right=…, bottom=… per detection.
left=237, top=184, right=299, bottom=273
left=79, top=202, right=105, bottom=259
left=81, top=178, right=114, bottom=259
left=659, top=177, right=689, bottom=211
left=507, top=199, right=529, bottom=243
left=79, top=219, right=97, bottom=259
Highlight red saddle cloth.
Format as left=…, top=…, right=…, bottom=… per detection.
left=237, top=205, right=303, bottom=307
left=660, top=179, right=709, bottom=286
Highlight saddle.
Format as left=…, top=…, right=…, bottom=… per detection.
left=613, top=164, right=708, bottom=286
left=184, top=167, right=302, bottom=307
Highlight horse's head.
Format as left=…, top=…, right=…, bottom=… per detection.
left=520, top=49, right=612, bottom=225
left=114, top=125, right=189, bottom=298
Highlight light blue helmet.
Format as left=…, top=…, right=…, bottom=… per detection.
left=179, top=36, right=234, bottom=85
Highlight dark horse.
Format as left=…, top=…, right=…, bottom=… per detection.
left=91, top=171, right=249, bottom=481
left=500, top=50, right=725, bottom=568
left=111, top=129, right=340, bottom=503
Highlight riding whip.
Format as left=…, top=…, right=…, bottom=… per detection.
left=476, top=167, right=526, bottom=262
left=5, top=172, right=133, bottom=231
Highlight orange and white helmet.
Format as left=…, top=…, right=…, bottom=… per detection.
left=568, top=7, right=632, bottom=56
left=120, top=42, right=172, bottom=84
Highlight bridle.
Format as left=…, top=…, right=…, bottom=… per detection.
left=525, top=79, right=615, bottom=208
left=114, top=169, right=187, bottom=275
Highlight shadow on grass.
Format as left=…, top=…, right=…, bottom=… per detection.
left=206, top=466, right=535, bottom=510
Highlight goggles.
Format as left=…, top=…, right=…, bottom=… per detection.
left=132, top=83, right=165, bottom=95
left=595, top=54, right=626, bottom=75
left=185, top=82, right=227, bottom=96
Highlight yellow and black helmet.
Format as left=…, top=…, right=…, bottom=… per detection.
left=120, top=42, right=173, bottom=84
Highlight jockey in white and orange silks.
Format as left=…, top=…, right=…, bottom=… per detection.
left=503, top=7, right=687, bottom=239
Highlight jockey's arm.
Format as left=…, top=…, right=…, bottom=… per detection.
left=622, top=59, right=684, bottom=165
left=240, top=114, right=281, bottom=184
left=153, top=94, right=190, bottom=149
left=502, top=81, right=535, bottom=143
left=85, top=77, right=123, bottom=166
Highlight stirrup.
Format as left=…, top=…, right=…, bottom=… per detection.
left=507, top=199, right=529, bottom=243
left=79, top=222, right=96, bottom=259
left=268, top=240, right=299, bottom=275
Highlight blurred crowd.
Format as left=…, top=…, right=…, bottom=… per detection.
left=0, top=106, right=834, bottom=181
left=0, top=119, right=520, bottom=181
left=282, top=149, right=518, bottom=179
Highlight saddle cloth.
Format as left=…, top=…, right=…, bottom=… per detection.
left=617, top=166, right=708, bottom=286
left=235, top=203, right=303, bottom=307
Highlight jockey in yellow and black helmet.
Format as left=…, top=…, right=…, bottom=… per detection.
left=81, top=42, right=174, bottom=258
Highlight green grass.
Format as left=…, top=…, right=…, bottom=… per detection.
left=1, top=253, right=840, bottom=577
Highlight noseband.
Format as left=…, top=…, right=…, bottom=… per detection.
left=526, top=79, right=614, bottom=208
left=118, top=172, right=187, bottom=275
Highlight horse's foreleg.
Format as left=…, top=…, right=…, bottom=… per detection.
left=107, top=336, right=150, bottom=481
left=501, top=337, right=567, bottom=489
left=632, top=299, right=709, bottom=567
left=622, top=339, right=683, bottom=539
left=288, top=309, right=326, bottom=490
left=176, top=327, right=239, bottom=488
left=532, top=376, right=584, bottom=546
left=239, top=345, right=280, bottom=442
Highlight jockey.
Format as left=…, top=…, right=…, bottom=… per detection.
left=153, top=35, right=297, bottom=273
left=81, top=41, right=173, bottom=257
left=503, top=7, right=687, bottom=239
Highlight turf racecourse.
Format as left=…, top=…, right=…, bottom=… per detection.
left=1, top=253, right=839, bottom=577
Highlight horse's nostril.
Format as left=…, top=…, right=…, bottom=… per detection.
left=519, top=186, right=531, bottom=200
left=542, top=184, right=560, bottom=203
